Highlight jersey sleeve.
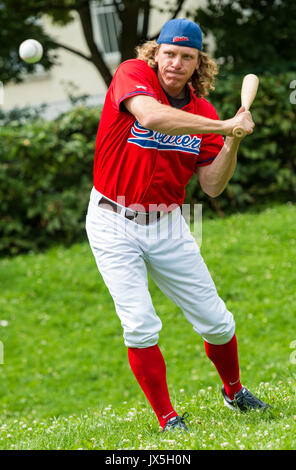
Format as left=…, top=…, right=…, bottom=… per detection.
left=111, top=60, right=158, bottom=111
left=196, top=104, right=224, bottom=168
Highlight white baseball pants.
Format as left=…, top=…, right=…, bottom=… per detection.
left=86, top=187, right=235, bottom=348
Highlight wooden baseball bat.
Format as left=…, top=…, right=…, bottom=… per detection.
left=233, top=74, right=259, bottom=138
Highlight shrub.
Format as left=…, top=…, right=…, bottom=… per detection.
left=0, top=72, right=295, bottom=256
left=0, top=105, right=100, bottom=255
left=185, top=72, right=296, bottom=215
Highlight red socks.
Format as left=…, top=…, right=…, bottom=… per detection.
left=128, top=345, right=178, bottom=428
left=204, top=334, right=242, bottom=400
left=128, top=335, right=242, bottom=428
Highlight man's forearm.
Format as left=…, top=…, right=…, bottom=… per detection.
left=143, top=102, right=226, bottom=135
left=125, top=95, right=254, bottom=138
left=124, top=95, right=243, bottom=136
left=197, top=137, right=240, bottom=197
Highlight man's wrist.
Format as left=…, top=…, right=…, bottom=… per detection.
left=219, top=118, right=233, bottom=136
left=225, top=135, right=241, bottom=149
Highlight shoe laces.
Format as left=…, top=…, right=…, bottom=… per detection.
left=168, top=412, right=190, bottom=428
left=236, top=388, right=266, bottom=408
left=179, top=411, right=190, bottom=425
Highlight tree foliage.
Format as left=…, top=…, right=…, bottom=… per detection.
left=1, top=1, right=294, bottom=89
left=194, top=0, right=296, bottom=74
left=0, top=1, right=60, bottom=83
left=0, top=0, right=186, bottom=87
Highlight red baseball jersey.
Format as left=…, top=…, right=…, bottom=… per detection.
left=93, top=59, right=224, bottom=211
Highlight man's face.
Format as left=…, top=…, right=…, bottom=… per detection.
left=154, top=44, right=200, bottom=96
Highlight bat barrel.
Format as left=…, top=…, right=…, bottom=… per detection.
left=232, top=74, right=259, bottom=138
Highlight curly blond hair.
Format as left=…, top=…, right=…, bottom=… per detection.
left=135, top=40, right=219, bottom=98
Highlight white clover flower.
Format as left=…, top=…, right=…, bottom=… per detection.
left=221, top=442, right=229, bottom=447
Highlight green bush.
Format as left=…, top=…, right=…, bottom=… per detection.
left=0, top=72, right=295, bottom=256
left=0, top=106, right=100, bottom=256
left=0, top=104, right=48, bottom=126
left=185, top=72, right=296, bottom=214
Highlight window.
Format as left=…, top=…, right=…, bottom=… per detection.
left=91, top=0, right=122, bottom=57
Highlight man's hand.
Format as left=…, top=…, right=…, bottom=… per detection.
left=223, top=106, right=255, bottom=138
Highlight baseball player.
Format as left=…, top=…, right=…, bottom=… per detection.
left=86, top=18, right=270, bottom=432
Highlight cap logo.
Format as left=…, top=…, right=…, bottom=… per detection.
left=173, top=36, right=189, bottom=42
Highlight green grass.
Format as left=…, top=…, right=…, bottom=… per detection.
left=0, top=203, right=295, bottom=450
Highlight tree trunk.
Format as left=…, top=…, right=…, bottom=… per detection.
left=119, top=2, right=142, bottom=62
left=77, top=2, right=113, bottom=88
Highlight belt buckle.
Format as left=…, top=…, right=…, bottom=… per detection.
left=125, top=208, right=138, bottom=221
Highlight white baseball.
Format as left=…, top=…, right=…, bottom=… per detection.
left=19, top=39, right=43, bottom=64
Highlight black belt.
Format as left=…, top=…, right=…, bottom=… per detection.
left=98, top=197, right=163, bottom=225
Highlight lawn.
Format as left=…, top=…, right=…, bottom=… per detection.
left=0, top=203, right=295, bottom=450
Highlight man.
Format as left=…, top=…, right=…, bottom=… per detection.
left=86, top=18, right=269, bottom=432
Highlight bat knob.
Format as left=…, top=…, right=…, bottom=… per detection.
left=233, top=127, right=246, bottom=138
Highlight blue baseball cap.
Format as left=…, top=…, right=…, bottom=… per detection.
left=157, top=18, right=203, bottom=51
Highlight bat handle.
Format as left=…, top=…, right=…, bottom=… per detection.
left=233, top=105, right=250, bottom=138
left=232, top=126, right=246, bottom=138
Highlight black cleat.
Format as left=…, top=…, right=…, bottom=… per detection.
left=162, top=412, right=190, bottom=432
left=222, top=385, right=271, bottom=412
